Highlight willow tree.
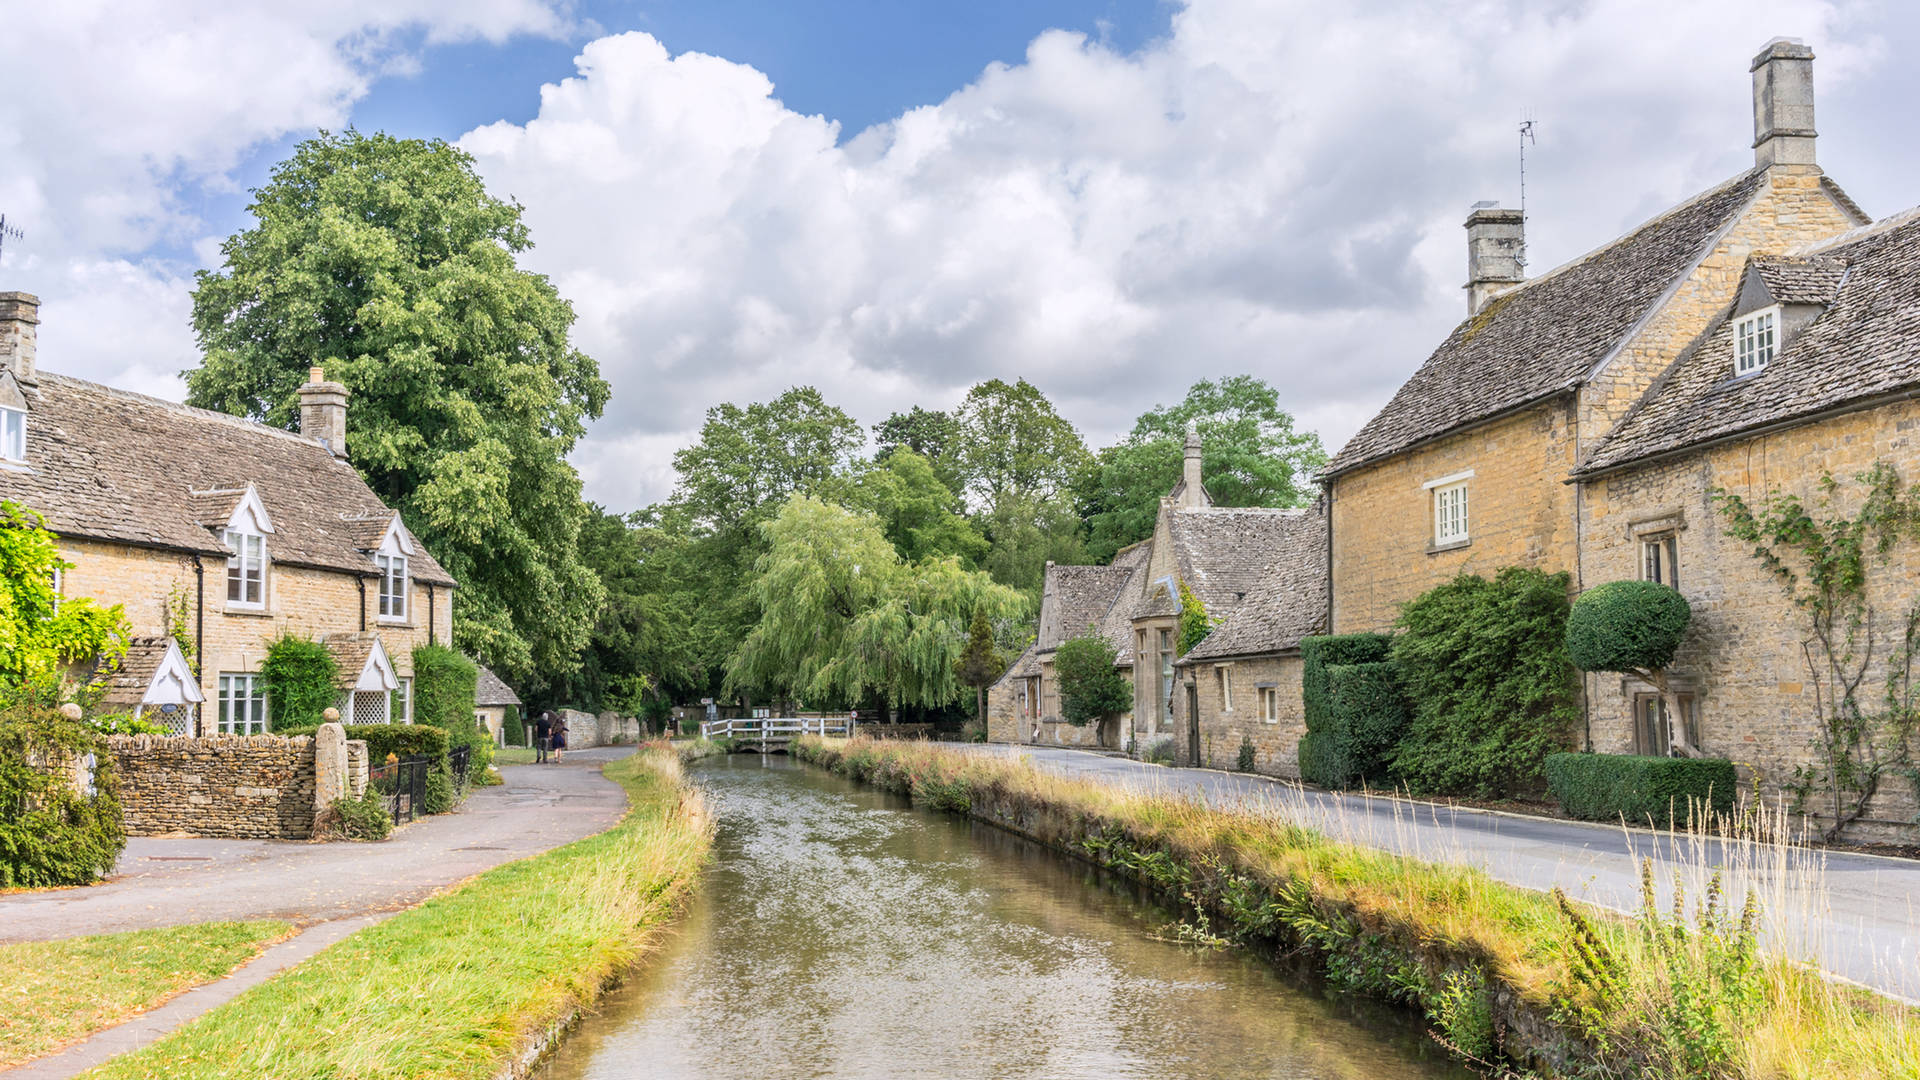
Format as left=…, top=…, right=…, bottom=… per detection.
left=726, top=495, right=1022, bottom=717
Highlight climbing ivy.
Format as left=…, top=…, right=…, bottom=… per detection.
left=261, top=634, right=340, bottom=731
left=1713, top=462, right=1920, bottom=839
left=0, top=501, right=129, bottom=702
left=1177, top=582, right=1211, bottom=656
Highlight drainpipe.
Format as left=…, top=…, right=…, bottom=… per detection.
left=427, top=584, right=436, bottom=646
left=191, top=555, right=205, bottom=737
left=356, top=576, right=367, bottom=632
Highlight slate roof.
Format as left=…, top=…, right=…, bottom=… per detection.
left=993, top=644, right=1041, bottom=689
left=324, top=634, right=379, bottom=691
left=99, top=637, right=171, bottom=709
left=1, top=371, right=454, bottom=585
left=1579, top=207, right=1920, bottom=475
left=1167, top=507, right=1310, bottom=614
left=475, top=664, right=522, bottom=707
left=1751, top=254, right=1849, bottom=305
left=1323, top=169, right=1770, bottom=477
left=1182, top=505, right=1328, bottom=662
left=1035, top=563, right=1133, bottom=652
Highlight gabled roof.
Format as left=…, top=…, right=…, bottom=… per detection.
left=324, top=633, right=398, bottom=692
left=1579, top=206, right=1920, bottom=476
left=0, top=372, right=454, bottom=586
left=993, top=643, right=1041, bottom=688
left=1182, top=504, right=1329, bottom=662
left=475, top=664, right=522, bottom=707
left=1166, top=507, right=1310, bottom=614
left=1098, top=543, right=1153, bottom=665
left=1324, top=168, right=1770, bottom=477
left=1035, top=563, right=1134, bottom=653
left=1751, top=254, right=1849, bottom=305
left=100, top=637, right=205, bottom=709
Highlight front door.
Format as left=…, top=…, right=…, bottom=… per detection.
left=1186, top=682, right=1200, bottom=765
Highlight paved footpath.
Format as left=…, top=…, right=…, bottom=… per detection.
left=972, top=744, right=1920, bottom=1003
left=1, top=749, right=633, bottom=1079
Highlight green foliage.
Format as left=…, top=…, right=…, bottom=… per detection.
left=873, top=406, right=963, bottom=492
left=413, top=645, right=489, bottom=783
left=0, top=501, right=130, bottom=696
left=1432, top=967, right=1495, bottom=1061
left=1567, top=580, right=1692, bottom=674
left=673, top=386, right=863, bottom=532
left=1714, top=462, right=1920, bottom=840
left=1235, top=735, right=1256, bottom=773
left=846, top=450, right=987, bottom=566
left=84, top=713, right=170, bottom=736
left=259, top=635, right=339, bottom=732
left=325, top=791, right=393, bottom=841
left=1177, top=582, right=1211, bottom=656
left=952, top=380, right=1091, bottom=598
left=1076, top=376, right=1328, bottom=562
left=1544, top=752, right=1737, bottom=827
left=422, top=766, right=456, bottom=815
left=954, top=607, right=1005, bottom=728
left=1054, top=631, right=1131, bottom=727
left=162, top=585, right=197, bottom=675
left=1297, top=634, right=1400, bottom=789
left=348, top=723, right=450, bottom=769
left=184, top=130, right=610, bottom=683
left=501, top=705, right=525, bottom=748
left=0, top=704, right=126, bottom=887
left=1389, top=568, right=1580, bottom=798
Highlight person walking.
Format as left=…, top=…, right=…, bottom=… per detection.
left=550, top=711, right=570, bottom=763
left=533, top=710, right=553, bottom=764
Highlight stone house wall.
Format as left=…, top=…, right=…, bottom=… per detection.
left=1181, top=654, right=1307, bottom=778
left=58, top=536, right=455, bottom=732
left=106, top=733, right=318, bottom=839
left=986, top=676, right=1025, bottom=743
left=1330, top=399, right=1580, bottom=634
left=1578, top=399, right=1920, bottom=841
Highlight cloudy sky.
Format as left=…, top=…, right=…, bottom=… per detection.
left=4, top=1, right=1916, bottom=510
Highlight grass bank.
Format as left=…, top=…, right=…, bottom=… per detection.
left=83, top=744, right=711, bottom=1080
left=0, top=921, right=292, bottom=1068
left=793, top=736, right=1920, bottom=1079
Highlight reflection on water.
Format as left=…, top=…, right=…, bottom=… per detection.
left=540, top=754, right=1472, bottom=1080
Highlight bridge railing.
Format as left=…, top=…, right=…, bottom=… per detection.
left=698, top=716, right=853, bottom=741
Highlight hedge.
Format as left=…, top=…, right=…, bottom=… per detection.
left=502, top=704, right=525, bottom=748
left=260, top=635, right=339, bottom=731
left=1544, top=752, right=1736, bottom=828
left=1566, top=579, right=1691, bottom=674
left=1298, top=634, right=1401, bottom=789
left=0, top=705, right=125, bottom=887
left=347, top=724, right=450, bottom=769
left=411, top=645, right=489, bottom=784
left=1301, top=633, right=1394, bottom=721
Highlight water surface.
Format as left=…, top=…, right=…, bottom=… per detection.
left=541, top=754, right=1472, bottom=1080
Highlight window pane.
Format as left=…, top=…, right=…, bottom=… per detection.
left=1, top=409, right=22, bottom=459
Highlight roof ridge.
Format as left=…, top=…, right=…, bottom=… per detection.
left=39, top=371, right=329, bottom=452
left=1796, top=202, right=1920, bottom=255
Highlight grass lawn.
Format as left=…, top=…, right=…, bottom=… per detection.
left=491, top=745, right=538, bottom=765
left=0, top=921, right=291, bottom=1068
left=83, top=745, right=710, bottom=1080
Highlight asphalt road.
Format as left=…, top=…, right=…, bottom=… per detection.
left=970, top=744, right=1920, bottom=1002
left=0, top=747, right=634, bottom=944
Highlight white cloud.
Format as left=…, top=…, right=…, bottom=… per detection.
left=460, top=1, right=1900, bottom=511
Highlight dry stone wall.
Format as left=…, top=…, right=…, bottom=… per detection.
left=106, top=733, right=318, bottom=840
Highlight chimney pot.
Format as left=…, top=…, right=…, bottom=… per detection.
left=1179, top=421, right=1207, bottom=508
left=1752, top=38, right=1816, bottom=169
left=297, top=367, right=349, bottom=459
left=1464, top=207, right=1525, bottom=315
left=0, top=291, right=40, bottom=382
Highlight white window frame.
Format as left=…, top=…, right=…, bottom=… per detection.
left=1215, top=664, right=1233, bottom=712
left=392, top=676, right=414, bottom=724
left=376, top=551, right=410, bottom=622
left=0, top=405, right=24, bottom=462
left=224, top=528, right=267, bottom=609
left=217, top=673, right=268, bottom=735
left=1425, top=471, right=1473, bottom=546
left=1259, top=687, right=1279, bottom=724
left=1734, top=305, right=1779, bottom=376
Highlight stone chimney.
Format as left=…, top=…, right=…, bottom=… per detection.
left=0, top=291, right=39, bottom=382
left=1464, top=204, right=1525, bottom=316
left=297, top=366, right=349, bottom=459
left=1179, top=421, right=1207, bottom=508
left=1752, top=38, right=1816, bottom=169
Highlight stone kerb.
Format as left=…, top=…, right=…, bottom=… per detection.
left=106, top=733, right=319, bottom=840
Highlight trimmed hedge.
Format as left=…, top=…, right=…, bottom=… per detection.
left=502, top=704, right=525, bottom=748
left=1566, top=580, right=1691, bottom=674
left=347, top=723, right=450, bottom=768
left=1544, top=752, right=1736, bottom=827
left=1298, top=634, right=1402, bottom=789
left=261, top=635, right=339, bottom=731
left=0, top=706, right=125, bottom=887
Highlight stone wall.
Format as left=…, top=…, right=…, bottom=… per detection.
left=985, top=677, right=1024, bottom=743
left=1579, top=399, right=1920, bottom=841
left=549, top=709, right=642, bottom=749
left=347, top=739, right=368, bottom=797
left=107, top=733, right=318, bottom=840
left=1182, top=654, right=1306, bottom=778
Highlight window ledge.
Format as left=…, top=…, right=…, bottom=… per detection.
left=1427, top=538, right=1472, bottom=555
left=223, top=607, right=275, bottom=618
left=0, top=461, right=31, bottom=474
left=377, top=617, right=414, bottom=628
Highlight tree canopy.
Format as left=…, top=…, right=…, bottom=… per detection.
left=184, top=129, right=608, bottom=681
left=1055, top=630, right=1131, bottom=726
left=1078, top=376, right=1327, bottom=562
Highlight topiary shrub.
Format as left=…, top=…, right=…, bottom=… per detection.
left=1567, top=579, right=1697, bottom=755
left=501, top=704, right=525, bottom=748
left=1235, top=735, right=1256, bottom=773
left=0, top=705, right=126, bottom=886
left=1055, top=630, right=1130, bottom=727
left=1544, top=752, right=1736, bottom=827
left=1389, top=568, right=1580, bottom=799
left=1298, top=634, right=1402, bottom=789
left=260, top=635, right=339, bottom=731
left=1302, top=633, right=1394, bottom=722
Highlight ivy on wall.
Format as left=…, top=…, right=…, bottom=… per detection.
left=260, top=635, right=339, bottom=731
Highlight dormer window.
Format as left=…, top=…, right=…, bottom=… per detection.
left=376, top=551, right=409, bottom=620
left=1735, top=306, right=1778, bottom=376
left=0, top=405, right=23, bottom=461
left=225, top=528, right=266, bottom=608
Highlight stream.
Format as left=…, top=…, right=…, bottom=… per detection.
left=539, top=753, right=1473, bottom=1080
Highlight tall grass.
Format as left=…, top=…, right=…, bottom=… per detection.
left=83, top=746, right=711, bottom=1080
left=793, top=736, right=1920, bottom=1079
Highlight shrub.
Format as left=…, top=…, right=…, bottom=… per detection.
left=1544, top=752, right=1737, bottom=827
left=1389, top=568, right=1580, bottom=799
left=1142, top=736, right=1177, bottom=765
left=0, top=705, right=126, bottom=887
left=1566, top=580, right=1692, bottom=674
left=1177, top=583, right=1211, bottom=655
left=323, top=791, right=393, bottom=841
left=346, top=723, right=450, bottom=768
left=1298, top=635, right=1404, bottom=789
left=1054, top=631, right=1130, bottom=726
left=411, top=646, right=490, bottom=789
left=1235, top=735, right=1255, bottom=773
left=422, top=766, right=456, bottom=815
left=501, top=705, right=525, bottom=748
left=260, top=635, right=339, bottom=731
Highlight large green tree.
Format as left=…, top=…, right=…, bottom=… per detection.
left=949, top=379, right=1091, bottom=594
left=672, top=386, right=863, bottom=532
left=873, top=406, right=962, bottom=493
left=1077, top=376, right=1327, bottom=562
left=184, top=130, right=608, bottom=681
left=844, top=450, right=987, bottom=567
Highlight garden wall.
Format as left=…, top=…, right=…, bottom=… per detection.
left=105, top=733, right=327, bottom=840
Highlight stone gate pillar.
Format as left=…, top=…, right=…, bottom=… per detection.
left=314, top=722, right=348, bottom=821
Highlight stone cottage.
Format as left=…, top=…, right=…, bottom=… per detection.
left=475, top=663, right=523, bottom=746
left=0, top=291, right=457, bottom=734
left=987, top=427, right=1316, bottom=755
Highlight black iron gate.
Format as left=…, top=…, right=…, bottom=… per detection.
left=367, top=756, right=431, bottom=825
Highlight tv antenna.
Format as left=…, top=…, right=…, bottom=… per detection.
left=1517, top=116, right=1537, bottom=270
left=0, top=215, right=20, bottom=268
